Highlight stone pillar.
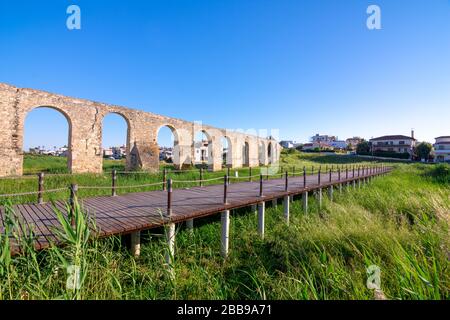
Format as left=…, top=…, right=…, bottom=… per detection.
left=0, top=84, right=22, bottom=176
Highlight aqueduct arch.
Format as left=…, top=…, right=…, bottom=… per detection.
left=0, top=83, right=280, bottom=176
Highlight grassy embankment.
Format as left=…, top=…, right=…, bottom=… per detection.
left=0, top=152, right=448, bottom=300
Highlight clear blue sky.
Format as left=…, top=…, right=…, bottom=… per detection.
left=1, top=0, right=448, bottom=149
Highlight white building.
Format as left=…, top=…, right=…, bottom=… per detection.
left=329, top=140, right=347, bottom=150
left=194, top=140, right=209, bottom=163
left=280, top=140, right=295, bottom=149
left=311, top=134, right=337, bottom=144
left=434, top=136, right=450, bottom=163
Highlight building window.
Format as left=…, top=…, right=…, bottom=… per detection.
left=399, top=141, right=405, bottom=145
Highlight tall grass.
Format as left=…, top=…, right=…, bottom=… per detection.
left=0, top=162, right=448, bottom=300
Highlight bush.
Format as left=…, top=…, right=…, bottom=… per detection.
left=426, top=163, right=450, bottom=184
left=358, top=151, right=410, bottom=159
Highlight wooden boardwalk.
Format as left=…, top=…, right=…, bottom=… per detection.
left=0, top=167, right=389, bottom=254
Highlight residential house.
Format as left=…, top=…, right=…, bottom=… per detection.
left=434, top=136, right=450, bottom=163
left=329, top=140, right=347, bottom=150
left=369, top=132, right=416, bottom=158
left=194, top=140, right=209, bottom=163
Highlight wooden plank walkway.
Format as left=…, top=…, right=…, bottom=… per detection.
left=0, top=167, right=389, bottom=254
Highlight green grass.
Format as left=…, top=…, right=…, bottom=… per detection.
left=0, top=152, right=448, bottom=300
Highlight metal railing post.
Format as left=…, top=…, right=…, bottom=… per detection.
left=167, top=178, right=172, bottom=217
left=259, top=174, right=263, bottom=197
left=285, top=171, right=289, bottom=192
left=111, top=170, right=117, bottom=196
left=37, top=172, right=44, bottom=204
left=223, top=175, right=228, bottom=204
left=162, top=168, right=167, bottom=191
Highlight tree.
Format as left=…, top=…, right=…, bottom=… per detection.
left=416, top=142, right=433, bottom=161
left=356, top=140, right=370, bottom=154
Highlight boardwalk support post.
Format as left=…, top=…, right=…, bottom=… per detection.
left=328, top=186, right=333, bottom=201
left=303, top=191, right=308, bottom=214
left=318, top=188, right=323, bottom=209
left=165, top=223, right=176, bottom=277
left=258, top=202, right=265, bottom=239
left=37, top=172, right=44, bottom=204
left=284, top=195, right=290, bottom=225
left=221, top=210, right=230, bottom=258
left=186, top=219, right=194, bottom=231
left=131, top=231, right=141, bottom=257
left=112, top=170, right=117, bottom=197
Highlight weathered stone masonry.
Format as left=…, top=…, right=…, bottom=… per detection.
left=0, top=83, right=280, bottom=177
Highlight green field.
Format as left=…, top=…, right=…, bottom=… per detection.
left=0, top=151, right=449, bottom=299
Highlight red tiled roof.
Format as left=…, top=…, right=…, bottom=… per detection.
left=370, top=135, right=415, bottom=141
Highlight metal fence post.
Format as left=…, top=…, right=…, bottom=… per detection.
left=162, top=168, right=167, bottom=191
left=285, top=171, right=289, bottom=192
left=167, top=178, right=172, bottom=217
left=259, top=174, right=263, bottom=197
left=111, top=170, right=117, bottom=196
left=37, top=172, right=44, bottom=204
left=223, top=175, right=228, bottom=204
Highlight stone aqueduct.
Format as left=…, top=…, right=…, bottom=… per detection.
left=0, top=83, right=280, bottom=177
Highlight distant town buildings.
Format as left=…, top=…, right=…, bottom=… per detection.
left=103, top=145, right=126, bottom=159
left=279, top=140, right=295, bottom=149
left=311, top=134, right=337, bottom=144
left=194, top=140, right=209, bottom=163
left=329, top=140, right=347, bottom=150
left=159, top=146, right=173, bottom=162
left=28, top=145, right=69, bottom=157
left=345, top=137, right=363, bottom=150
left=433, top=136, right=450, bottom=163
